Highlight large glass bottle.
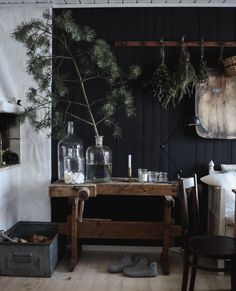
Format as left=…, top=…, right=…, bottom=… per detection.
left=86, top=136, right=112, bottom=183
left=57, top=121, right=84, bottom=181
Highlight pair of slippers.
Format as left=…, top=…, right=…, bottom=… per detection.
left=108, top=255, right=158, bottom=277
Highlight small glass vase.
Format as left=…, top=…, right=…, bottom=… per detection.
left=57, top=121, right=84, bottom=181
left=64, top=148, right=85, bottom=184
left=86, top=136, right=112, bottom=183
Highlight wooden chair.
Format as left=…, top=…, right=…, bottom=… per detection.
left=179, top=175, right=236, bottom=291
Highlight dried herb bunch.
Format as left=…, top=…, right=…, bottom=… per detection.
left=198, top=42, right=209, bottom=84
left=174, top=42, right=197, bottom=104
left=150, top=44, right=176, bottom=108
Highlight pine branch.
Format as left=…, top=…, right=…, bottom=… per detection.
left=66, top=112, right=93, bottom=126
left=12, top=9, right=141, bottom=138
left=60, top=99, right=87, bottom=107
left=89, top=97, right=109, bottom=107
left=61, top=79, right=82, bottom=83
left=96, top=105, right=124, bottom=126
left=63, top=39, right=100, bottom=136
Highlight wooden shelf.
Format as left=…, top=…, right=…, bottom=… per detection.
left=114, top=41, right=236, bottom=47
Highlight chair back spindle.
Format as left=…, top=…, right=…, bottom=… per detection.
left=179, top=175, right=200, bottom=235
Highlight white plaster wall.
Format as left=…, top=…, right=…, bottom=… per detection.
left=0, top=7, right=52, bottom=229
left=0, top=166, right=20, bottom=230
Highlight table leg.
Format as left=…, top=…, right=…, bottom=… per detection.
left=160, top=196, right=174, bottom=275
left=234, top=196, right=236, bottom=237
left=70, top=197, right=79, bottom=272
left=231, top=256, right=236, bottom=290
left=77, top=200, right=85, bottom=257
left=69, top=188, right=90, bottom=271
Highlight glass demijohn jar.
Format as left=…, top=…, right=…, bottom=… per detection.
left=86, top=136, right=112, bottom=183
left=57, top=121, right=84, bottom=182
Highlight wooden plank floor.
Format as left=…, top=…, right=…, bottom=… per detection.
left=0, top=248, right=230, bottom=291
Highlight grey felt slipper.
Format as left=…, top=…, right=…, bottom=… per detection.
left=123, top=258, right=158, bottom=277
left=108, top=255, right=141, bottom=273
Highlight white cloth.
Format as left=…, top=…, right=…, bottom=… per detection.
left=201, top=171, right=236, bottom=221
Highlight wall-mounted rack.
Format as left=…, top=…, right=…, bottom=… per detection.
left=114, top=41, right=236, bottom=47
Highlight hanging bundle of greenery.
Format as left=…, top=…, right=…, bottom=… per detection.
left=12, top=10, right=141, bottom=138
left=174, top=42, right=197, bottom=104
left=150, top=43, right=176, bottom=108
left=197, top=42, right=209, bottom=84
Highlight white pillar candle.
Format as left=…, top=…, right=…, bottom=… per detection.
left=128, top=155, right=132, bottom=168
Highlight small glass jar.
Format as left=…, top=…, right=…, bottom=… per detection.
left=138, top=168, right=148, bottom=182
left=86, top=136, right=112, bottom=183
left=64, top=148, right=85, bottom=184
left=148, top=171, right=158, bottom=182
left=158, top=172, right=168, bottom=182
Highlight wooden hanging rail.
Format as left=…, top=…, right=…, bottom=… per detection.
left=114, top=41, right=236, bottom=47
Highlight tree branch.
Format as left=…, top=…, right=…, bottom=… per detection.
left=95, top=105, right=124, bottom=126
left=63, top=102, right=71, bottom=126
left=61, top=79, right=81, bottom=83
left=89, top=97, right=109, bottom=106
left=60, top=99, right=87, bottom=107
left=83, top=75, right=107, bottom=82
left=66, top=112, right=93, bottom=126
left=64, top=42, right=99, bottom=136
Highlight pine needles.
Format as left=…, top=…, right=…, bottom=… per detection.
left=12, top=10, right=141, bottom=138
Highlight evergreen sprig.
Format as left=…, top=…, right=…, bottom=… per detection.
left=12, top=9, right=141, bottom=138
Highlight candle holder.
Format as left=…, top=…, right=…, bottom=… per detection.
left=128, top=168, right=132, bottom=180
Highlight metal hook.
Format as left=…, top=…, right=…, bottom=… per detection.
left=200, top=39, right=204, bottom=59
left=181, top=36, right=186, bottom=53
left=220, top=44, right=224, bottom=56
left=160, top=38, right=165, bottom=63
left=160, top=37, right=164, bottom=49
left=217, top=44, right=225, bottom=68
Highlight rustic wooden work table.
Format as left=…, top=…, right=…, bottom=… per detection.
left=49, top=178, right=181, bottom=274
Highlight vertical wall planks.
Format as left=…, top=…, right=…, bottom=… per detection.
left=52, top=8, right=236, bottom=224
left=52, top=7, right=236, bottom=180
left=142, top=8, right=154, bottom=170
left=132, top=9, right=143, bottom=173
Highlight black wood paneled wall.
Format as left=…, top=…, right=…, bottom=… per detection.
left=52, top=8, right=236, bottom=227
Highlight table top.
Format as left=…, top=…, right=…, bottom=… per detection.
left=49, top=178, right=179, bottom=198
